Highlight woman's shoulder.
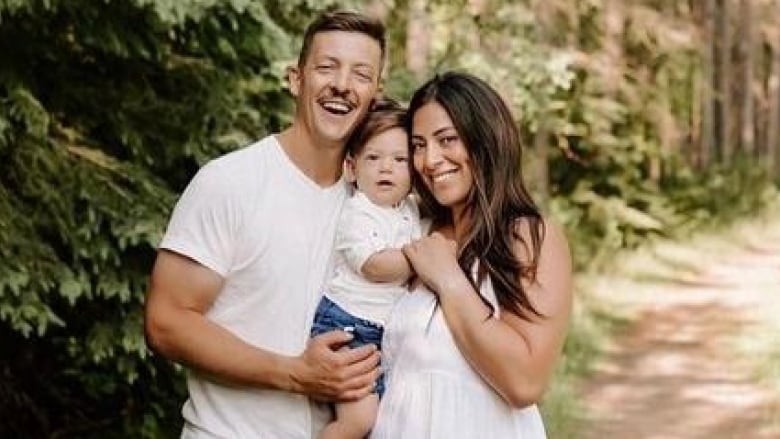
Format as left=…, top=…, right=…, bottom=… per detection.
left=511, top=216, right=569, bottom=265
left=510, top=216, right=572, bottom=317
left=512, top=215, right=566, bottom=241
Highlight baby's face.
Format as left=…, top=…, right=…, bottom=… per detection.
left=351, top=127, right=411, bottom=208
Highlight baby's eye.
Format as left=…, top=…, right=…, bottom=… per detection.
left=395, top=156, right=409, bottom=163
left=365, top=154, right=380, bottom=161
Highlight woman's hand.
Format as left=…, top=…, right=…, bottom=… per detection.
left=402, top=232, right=466, bottom=295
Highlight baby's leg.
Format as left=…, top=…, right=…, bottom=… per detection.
left=319, top=393, right=379, bottom=439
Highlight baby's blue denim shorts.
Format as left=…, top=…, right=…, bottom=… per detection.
left=310, top=295, right=385, bottom=397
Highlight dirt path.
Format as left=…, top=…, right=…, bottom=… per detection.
left=578, top=223, right=780, bottom=438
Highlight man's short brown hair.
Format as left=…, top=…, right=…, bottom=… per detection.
left=297, top=10, right=386, bottom=69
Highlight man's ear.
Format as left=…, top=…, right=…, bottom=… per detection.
left=286, top=65, right=301, bottom=97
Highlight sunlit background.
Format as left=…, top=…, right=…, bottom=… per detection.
left=1, top=1, right=779, bottom=437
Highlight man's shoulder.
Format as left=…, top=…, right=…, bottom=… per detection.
left=187, top=135, right=279, bottom=196
left=208, top=135, right=279, bottom=171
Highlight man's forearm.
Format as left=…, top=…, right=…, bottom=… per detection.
left=146, top=307, right=295, bottom=390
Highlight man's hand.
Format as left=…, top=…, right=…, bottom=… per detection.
left=289, top=330, right=380, bottom=402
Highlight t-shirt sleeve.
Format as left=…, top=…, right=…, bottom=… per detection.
left=336, top=202, right=390, bottom=274
left=158, top=160, right=241, bottom=277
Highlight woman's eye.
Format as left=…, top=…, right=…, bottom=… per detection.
left=441, top=136, right=458, bottom=145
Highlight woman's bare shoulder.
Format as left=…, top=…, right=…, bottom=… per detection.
left=512, top=216, right=569, bottom=262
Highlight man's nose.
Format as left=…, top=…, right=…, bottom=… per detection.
left=332, top=69, right=350, bottom=93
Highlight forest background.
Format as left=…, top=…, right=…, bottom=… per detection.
left=1, top=0, right=779, bottom=437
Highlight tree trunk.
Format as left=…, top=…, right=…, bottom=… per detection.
left=767, top=0, right=780, bottom=176
left=467, top=0, right=487, bottom=17
left=717, top=0, right=733, bottom=163
left=464, top=0, right=487, bottom=50
left=691, top=59, right=702, bottom=166
left=701, top=0, right=717, bottom=168
left=405, top=0, right=430, bottom=82
left=603, top=0, right=624, bottom=97
left=364, top=0, right=390, bottom=21
left=739, top=0, right=755, bottom=156
left=531, top=0, right=555, bottom=205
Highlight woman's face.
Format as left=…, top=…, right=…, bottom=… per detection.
left=410, top=101, right=474, bottom=216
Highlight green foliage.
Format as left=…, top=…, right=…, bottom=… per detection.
left=663, top=157, right=780, bottom=231
left=0, top=0, right=345, bottom=436
left=2, top=0, right=778, bottom=436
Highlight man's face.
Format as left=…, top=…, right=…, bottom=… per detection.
left=289, top=31, right=383, bottom=148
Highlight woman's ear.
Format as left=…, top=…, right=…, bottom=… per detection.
left=344, top=155, right=357, bottom=183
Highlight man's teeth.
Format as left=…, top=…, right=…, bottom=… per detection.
left=322, top=101, right=350, bottom=114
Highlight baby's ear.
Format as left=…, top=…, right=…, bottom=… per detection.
left=344, top=156, right=357, bottom=183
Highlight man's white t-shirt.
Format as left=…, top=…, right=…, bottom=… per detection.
left=324, top=191, right=422, bottom=324
left=160, top=136, right=347, bottom=438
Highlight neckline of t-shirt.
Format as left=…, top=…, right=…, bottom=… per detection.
left=353, top=190, right=410, bottom=213
left=269, top=135, right=347, bottom=195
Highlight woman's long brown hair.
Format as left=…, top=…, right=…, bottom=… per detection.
left=407, top=72, right=545, bottom=320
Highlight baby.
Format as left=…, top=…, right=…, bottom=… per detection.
left=310, top=99, right=421, bottom=439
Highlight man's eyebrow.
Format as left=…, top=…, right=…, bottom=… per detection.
left=314, top=56, right=338, bottom=64
left=353, top=62, right=377, bottom=71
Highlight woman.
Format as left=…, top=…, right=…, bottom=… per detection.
left=371, top=72, right=572, bottom=438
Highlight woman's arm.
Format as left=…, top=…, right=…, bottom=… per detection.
left=403, top=220, right=572, bottom=407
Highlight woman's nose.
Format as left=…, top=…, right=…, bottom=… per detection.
left=424, top=144, right=444, bottom=170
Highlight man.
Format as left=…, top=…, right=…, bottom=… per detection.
left=144, top=10, right=385, bottom=438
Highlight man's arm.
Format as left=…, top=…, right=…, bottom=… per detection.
left=144, top=249, right=380, bottom=401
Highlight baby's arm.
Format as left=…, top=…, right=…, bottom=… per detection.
left=361, top=248, right=413, bottom=283
left=337, top=196, right=418, bottom=285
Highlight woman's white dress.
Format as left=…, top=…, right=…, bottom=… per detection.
left=371, top=273, right=547, bottom=438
